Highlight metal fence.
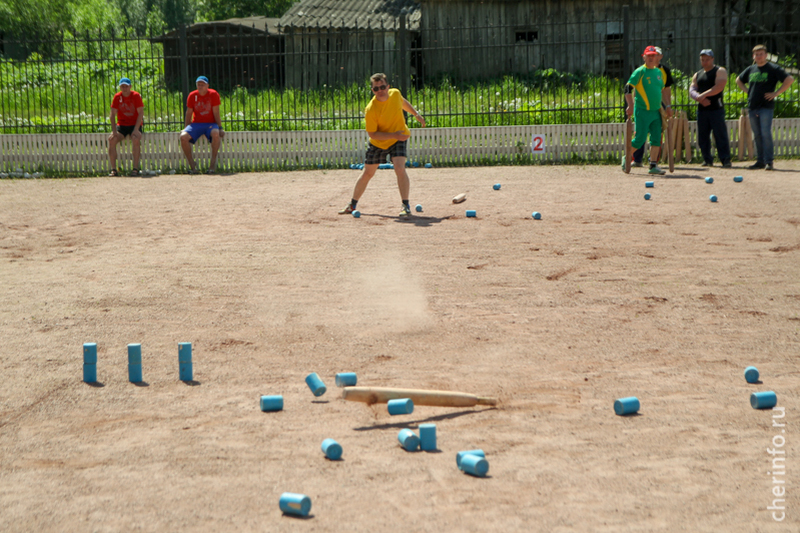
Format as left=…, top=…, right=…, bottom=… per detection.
left=1, top=4, right=798, bottom=135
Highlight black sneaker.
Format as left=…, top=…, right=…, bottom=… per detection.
left=701, top=161, right=713, bottom=167
left=722, top=161, right=732, bottom=168
left=765, top=163, right=774, bottom=171
left=748, top=162, right=766, bottom=170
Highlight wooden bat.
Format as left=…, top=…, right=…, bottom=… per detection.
left=745, top=110, right=754, bottom=158
left=667, top=117, right=675, bottom=172
left=674, top=111, right=684, bottom=163
left=452, top=193, right=467, bottom=204
left=624, top=117, right=633, bottom=174
left=738, top=109, right=746, bottom=161
left=683, top=113, right=691, bottom=163
left=342, top=386, right=498, bottom=407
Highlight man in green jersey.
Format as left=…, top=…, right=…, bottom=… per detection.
left=623, top=46, right=667, bottom=175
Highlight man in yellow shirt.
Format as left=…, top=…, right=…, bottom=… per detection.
left=339, top=73, right=425, bottom=217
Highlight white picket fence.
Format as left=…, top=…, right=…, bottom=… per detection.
left=2, top=119, right=799, bottom=174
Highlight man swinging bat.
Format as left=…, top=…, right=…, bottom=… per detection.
left=339, top=73, right=425, bottom=218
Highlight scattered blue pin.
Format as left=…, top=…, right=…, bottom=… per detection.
left=614, top=397, right=640, bottom=415
left=744, top=366, right=759, bottom=384
left=178, top=342, right=193, bottom=381
left=279, top=493, right=311, bottom=517
left=751, top=391, right=777, bottom=409
left=83, top=342, right=97, bottom=383
left=128, top=343, right=142, bottom=383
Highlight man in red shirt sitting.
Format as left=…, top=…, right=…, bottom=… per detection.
left=108, top=77, right=144, bottom=176
left=180, top=76, right=225, bottom=174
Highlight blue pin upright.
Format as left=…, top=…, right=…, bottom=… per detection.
left=83, top=343, right=97, bottom=383
left=178, top=342, right=193, bottom=381
left=128, top=343, right=143, bottom=383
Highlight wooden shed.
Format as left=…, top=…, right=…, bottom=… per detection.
left=279, top=0, right=422, bottom=90
left=417, top=0, right=798, bottom=81
left=153, top=17, right=284, bottom=93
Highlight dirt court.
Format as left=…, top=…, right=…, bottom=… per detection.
left=1, top=161, right=799, bottom=532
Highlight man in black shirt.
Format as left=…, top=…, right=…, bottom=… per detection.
left=736, top=45, right=795, bottom=170
left=689, top=49, right=731, bottom=167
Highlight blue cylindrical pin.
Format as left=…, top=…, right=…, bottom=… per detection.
left=305, top=372, right=326, bottom=396
left=645, top=181, right=654, bottom=188
left=387, top=398, right=414, bottom=415
left=644, top=193, right=651, bottom=200
left=710, top=194, right=718, bottom=202
left=127, top=344, right=142, bottom=365
left=178, top=342, right=192, bottom=363
left=415, top=204, right=423, bottom=212
left=321, top=438, right=342, bottom=460
left=83, top=363, right=97, bottom=383
left=493, top=183, right=501, bottom=190
left=279, top=493, right=311, bottom=517
left=179, top=362, right=193, bottom=381
left=532, top=211, right=542, bottom=220
left=614, top=397, right=640, bottom=415
left=419, top=423, right=437, bottom=451
left=744, top=366, right=759, bottom=384
left=457, top=449, right=485, bottom=468
left=460, top=454, right=489, bottom=477
left=129, top=364, right=143, bottom=383
left=83, top=343, right=97, bottom=364
left=260, top=395, right=283, bottom=412
left=335, top=372, right=357, bottom=387
left=705, top=176, right=714, bottom=184
left=734, top=176, right=743, bottom=182
left=398, top=429, right=420, bottom=451
left=466, top=210, right=477, bottom=218
left=751, top=391, right=777, bottom=410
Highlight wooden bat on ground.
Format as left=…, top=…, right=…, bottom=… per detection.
left=674, top=111, right=684, bottom=163
left=452, top=193, right=467, bottom=204
left=342, top=386, right=498, bottom=407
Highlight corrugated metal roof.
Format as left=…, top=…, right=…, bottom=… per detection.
left=279, top=0, right=421, bottom=31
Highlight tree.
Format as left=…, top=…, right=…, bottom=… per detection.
left=195, top=0, right=297, bottom=22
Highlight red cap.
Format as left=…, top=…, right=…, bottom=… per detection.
left=643, top=46, right=658, bottom=55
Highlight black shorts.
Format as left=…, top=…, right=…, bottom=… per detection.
left=117, top=125, right=143, bottom=137
left=364, top=140, right=407, bottom=165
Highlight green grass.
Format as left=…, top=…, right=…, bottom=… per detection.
left=2, top=47, right=799, bottom=134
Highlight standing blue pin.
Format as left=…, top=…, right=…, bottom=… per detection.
left=419, top=423, right=437, bottom=451
left=83, top=343, right=97, bottom=383
left=305, top=373, right=326, bottom=396
left=178, top=342, right=193, bottom=381
left=128, top=343, right=143, bottom=383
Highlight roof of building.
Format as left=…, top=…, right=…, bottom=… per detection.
left=153, top=16, right=281, bottom=40
left=279, top=0, right=421, bottom=31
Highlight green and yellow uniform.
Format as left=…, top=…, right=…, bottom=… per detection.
left=627, top=65, right=664, bottom=148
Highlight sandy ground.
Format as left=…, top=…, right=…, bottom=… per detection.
left=1, top=161, right=799, bottom=532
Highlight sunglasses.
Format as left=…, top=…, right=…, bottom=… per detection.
left=371, top=85, right=388, bottom=92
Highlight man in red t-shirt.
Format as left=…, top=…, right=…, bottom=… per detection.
left=180, top=76, right=225, bottom=174
left=108, top=77, right=144, bottom=176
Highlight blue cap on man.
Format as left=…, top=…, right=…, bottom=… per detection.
left=196, top=76, right=209, bottom=84
left=700, top=49, right=714, bottom=57
left=118, top=77, right=132, bottom=86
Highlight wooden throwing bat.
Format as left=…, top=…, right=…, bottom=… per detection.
left=667, top=117, right=675, bottom=172
left=624, top=117, right=633, bottom=174
left=342, top=386, right=498, bottom=407
left=683, top=113, right=691, bottom=163
left=738, top=109, right=746, bottom=161
left=452, top=193, right=467, bottom=204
